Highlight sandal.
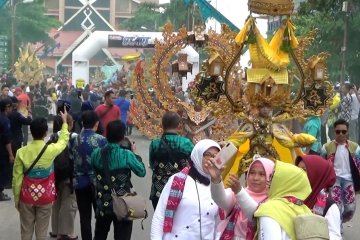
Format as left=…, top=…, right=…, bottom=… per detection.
left=49, top=232, right=57, bottom=238
left=58, top=235, right=78, bottom=240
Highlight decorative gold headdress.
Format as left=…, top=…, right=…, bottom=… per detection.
left=14, top=44, right=45, bottom=85
left=248, top=0, right=294, bottom=16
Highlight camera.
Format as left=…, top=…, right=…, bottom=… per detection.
left=56, top=100, right=71, bottom=114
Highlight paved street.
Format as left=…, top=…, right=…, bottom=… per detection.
left=0, top=128, right=360, bottom=239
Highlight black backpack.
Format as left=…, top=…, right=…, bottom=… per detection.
left=48, top=133, right=74, bottom=189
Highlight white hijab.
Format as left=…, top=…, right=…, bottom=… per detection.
left=190, top=139, right=221, bottom=178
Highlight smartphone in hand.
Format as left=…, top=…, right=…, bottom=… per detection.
left=212, top=142, right=238, bottom=169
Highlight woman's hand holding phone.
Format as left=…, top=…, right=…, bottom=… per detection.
left=204, top=158, right=223, bottom=184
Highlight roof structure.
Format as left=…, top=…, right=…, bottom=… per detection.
left=37, top=0, right=141, bottom=70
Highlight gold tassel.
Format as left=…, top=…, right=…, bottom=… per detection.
left=234, top=17, right=254, bottom=45
left=287, top=20, right=299, bottom=49
left=269, top=23, right=286, bottom=51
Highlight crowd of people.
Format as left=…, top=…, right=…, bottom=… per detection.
left=0, top=74, right=360, bottom=240
left=0, top=75, right=138, bottom=240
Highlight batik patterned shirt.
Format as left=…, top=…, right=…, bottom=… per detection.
left=71, top=129, right=107, bottom=188
left=149, top=133, right=194, bottom=201
left=338, top=94, right=352, bottom=122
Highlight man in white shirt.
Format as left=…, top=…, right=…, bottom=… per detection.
left=321, top=119, right=360, bottom=225
left=349, top=84, right=360, bottom=142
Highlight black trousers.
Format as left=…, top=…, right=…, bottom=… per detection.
left=22, top=125, right=28, bottom=146
left=94, top=215, right=132, bottom=240
left=75, top=185, right=96, bottom=240
left=126, top=124, right=133, bottom=135
left=0, top=156, right=10, bottom=192
left=6, top=141, right=22, bottom=187
left=151, top=198, right=159, bottom=210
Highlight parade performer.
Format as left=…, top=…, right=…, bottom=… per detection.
left=129, top=0, right=333, bottom=181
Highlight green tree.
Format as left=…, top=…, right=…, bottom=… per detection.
left=121, top=2, right=162, bottom=31
left=160, top=0, right=193, bottom=30
left=294, top=0, right=360, bottom=84
left=121, top=0, right=202, bottom=32
left=0, top=0, right=61, bottom=68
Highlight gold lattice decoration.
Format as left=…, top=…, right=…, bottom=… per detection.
left=14, top=44, right=45, bottom=85
left=130, top=23, right=239, bottom=141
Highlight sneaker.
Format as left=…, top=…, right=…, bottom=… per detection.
left=49, top=232, right=57, bottom=238
left=0, top=192, right=11, bottom=201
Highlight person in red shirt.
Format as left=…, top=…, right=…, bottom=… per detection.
left=15, top=86, right=31, bottom=145
left=95, top=90, right=120, bottom=137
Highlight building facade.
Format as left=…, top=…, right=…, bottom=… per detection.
left=37, top=0, right=158, bottom=74
left=44, top=0, right=158, bottom=30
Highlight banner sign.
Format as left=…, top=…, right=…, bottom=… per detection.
left=108, top=35, right=155, bottom=48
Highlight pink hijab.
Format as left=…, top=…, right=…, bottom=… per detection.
left=245, top=157, right=275, bottom=202
left=236, top=157, right=275, bottom=237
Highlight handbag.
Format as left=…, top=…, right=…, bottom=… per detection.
left=101, top=146, right=148, bottom=225
left=294, top=214, right=330, bottom=240
left=111, top=191, right=148, bottom=221
left=20, top=144, right=57, bottom=205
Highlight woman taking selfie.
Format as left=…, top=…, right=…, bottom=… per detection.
left=151, top=139, right=222, bottom=240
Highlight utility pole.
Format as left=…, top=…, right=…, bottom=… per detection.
left=11, top=0, right=34, bottom=67
left=340, top=1, right=349, bottom=85
left=192, top=2, right=196, bottom=31
left=11, top=0, right=16, bottom=67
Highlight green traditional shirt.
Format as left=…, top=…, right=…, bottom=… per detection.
left=91, top=143, right=146, bottom=217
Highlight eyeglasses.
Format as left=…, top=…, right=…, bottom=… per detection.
left=203, top=152, right=217, bottom=159
left=335, top=130, right=347, bottom=135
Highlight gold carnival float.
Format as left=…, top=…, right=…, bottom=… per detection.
left=131, top=0, right=333, bottom=178
left=14, top=44, right=45, bottom=85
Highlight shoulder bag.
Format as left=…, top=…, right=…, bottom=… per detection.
left=294, top=214, right=330, bottom=240
left=101, top=146, right=148, bottom=226
left=20, top=144, right=57, bottom=205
